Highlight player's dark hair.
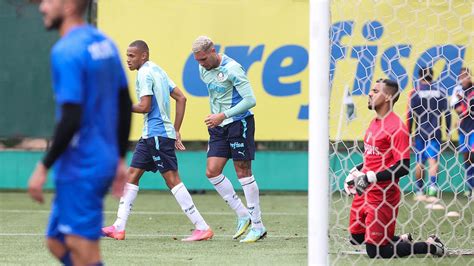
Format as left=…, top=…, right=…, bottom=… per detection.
left=75, top=0, right=90, bottom=15
left=129, top=40, right=150, bottom=54
left=418, top=67, right=433, bottom=82
left=461, top=67, right=471, bottom=75
left=376, top=78, right=400, bottom=104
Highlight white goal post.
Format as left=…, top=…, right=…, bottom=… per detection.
left=309, top=0, right=330, bottom=265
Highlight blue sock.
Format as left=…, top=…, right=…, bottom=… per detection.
left=60, top=252, right=72, bottom=266
left=90, top=262, right=103, bottom=266
left=415, top=179, right=424, bottom=192
left=429, top=176, right=437, bottom=186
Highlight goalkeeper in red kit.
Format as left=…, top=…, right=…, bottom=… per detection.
left=345, top=79, right=445, bottom=258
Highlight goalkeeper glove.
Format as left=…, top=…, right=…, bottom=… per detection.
left=346, top=170, right=376, bottom=196
left=344, top=167, right=363, bottom=195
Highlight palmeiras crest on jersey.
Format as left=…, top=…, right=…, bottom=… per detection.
left=216, top=71, right=227, bottom=82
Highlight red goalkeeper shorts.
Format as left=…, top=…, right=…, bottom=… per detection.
left=348, top=187, right=400, bottom=246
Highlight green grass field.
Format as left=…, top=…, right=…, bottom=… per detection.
left=0, top=191, right=307, bottom=265
left=1, top=191, right=472, bottom=265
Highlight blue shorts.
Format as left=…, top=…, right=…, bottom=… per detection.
left=130, top=136, right=178, bottom=173
left=414, top=136, right=440, bottom=163
left=458, top=130, right=474, bottom=153
left=208, top=115, right=255, bottom=161
left=46, top=176, right=113, bottom=241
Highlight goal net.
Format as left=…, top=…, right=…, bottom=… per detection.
left=325, top=0, right=473, bottom=264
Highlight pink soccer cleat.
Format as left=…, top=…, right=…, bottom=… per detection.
left=102, top=225, right=125, bottom=240
left=181, top=228, right=214, bottom=242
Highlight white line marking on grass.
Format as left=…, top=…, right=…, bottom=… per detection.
left=0, top=210, right=305, bottom=216
left=0, top=233, right=307, bottom=238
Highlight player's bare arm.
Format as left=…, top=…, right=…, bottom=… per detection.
left=28, top=163, right=48, bottom=203
left=132, top=95, right=151, bottom=113
left=170, top=87, right=187, bottom=150
left=205, top=88, right=255, bottom=128
left=205, top=113, right=226, bottom=128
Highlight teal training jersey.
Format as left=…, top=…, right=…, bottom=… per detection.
left=135, top=61, right=176, bottom=139
left=199, top=54, right=256, bottom=126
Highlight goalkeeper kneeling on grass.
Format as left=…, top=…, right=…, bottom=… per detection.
left=344, top=79, right=445, bottom=258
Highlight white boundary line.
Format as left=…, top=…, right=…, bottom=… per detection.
left=0, top=209, right=305, bottom=216
left=0, top=233, right=307, bottom=238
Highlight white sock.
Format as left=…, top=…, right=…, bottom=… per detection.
left=113, top=183, right=139, bottom=231
left=171, top=182, right=209, bottom=231
left=239, top=175, right=264, bottom=229
left=208, top=174, right=248, bottom=218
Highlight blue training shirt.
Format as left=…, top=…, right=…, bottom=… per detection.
left=135, top=61, right=176, bottom=139
left=50, top=25, right=128, bottom=180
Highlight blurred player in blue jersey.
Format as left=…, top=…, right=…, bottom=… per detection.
left=192, top=36, right=266, bottom=243
left=452, top=67, right=474, bottom=199
left=102, top=40, right=213, bottom=242
left=407, top=67, right=451, bottom=199
left=28, top=0, right=132, bottom=265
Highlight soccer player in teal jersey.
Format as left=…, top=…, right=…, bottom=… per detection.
left=28, top=0, right=132, bottom=265
left=102, top=40, right=213, bottom=242
left=192, top=36, right=266, bottom=243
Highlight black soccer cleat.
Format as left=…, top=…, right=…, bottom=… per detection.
left=426, top=234, right=445, bottom=257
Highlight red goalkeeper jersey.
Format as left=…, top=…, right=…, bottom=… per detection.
left=362, top=111, right=410, bottom=195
